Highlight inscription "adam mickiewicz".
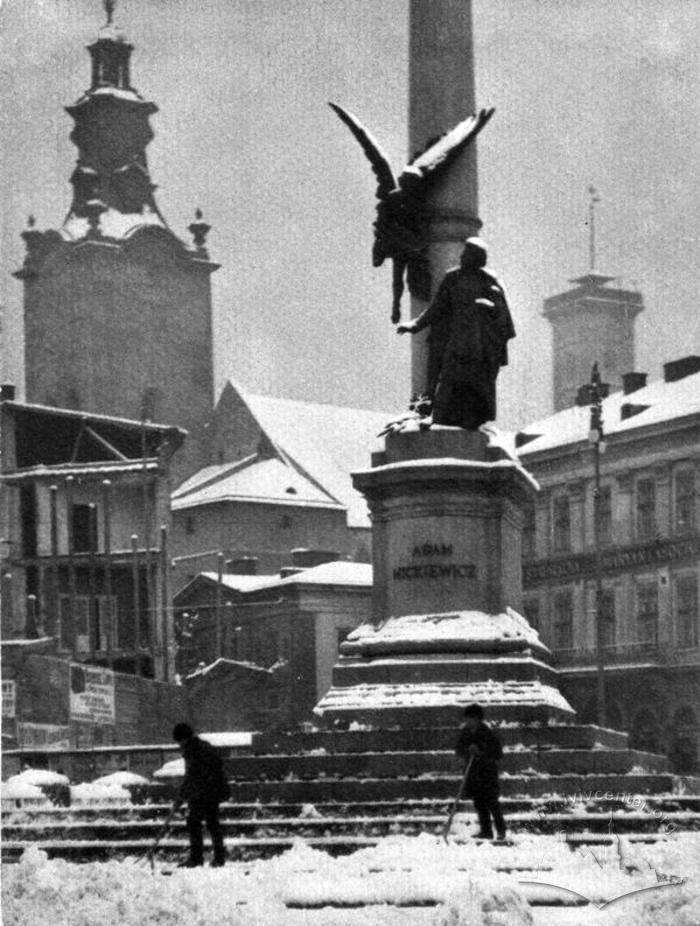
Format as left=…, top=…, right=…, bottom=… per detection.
left=393, top=563, right=476, bottom=580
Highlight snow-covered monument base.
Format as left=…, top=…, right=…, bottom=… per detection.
left=315, top=428, right=574, bottom=727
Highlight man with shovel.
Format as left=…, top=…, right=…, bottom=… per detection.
left=172, top=722, right=230, bottom=868
left=455, top=703, right=506, bottom=841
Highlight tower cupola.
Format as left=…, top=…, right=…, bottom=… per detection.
left=63, top=0, right=165, bottom=237
left=87, top=2, right=133, bottom=92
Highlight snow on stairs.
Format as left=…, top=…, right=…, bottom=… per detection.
left=3, top=723, right=699, bottom=864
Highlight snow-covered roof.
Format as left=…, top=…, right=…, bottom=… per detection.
left=180, top=572, right=276, bottom=596
left=239, top=561, right=373, bottom=592
left=172, top=455, right=344, bottom=512
left=186, top=562, right=372, bottom=598
left=185, top=657, right=273, bottom=679
left=2, top=461, right=159, bottom=481
left=242, top=391, right=398, bottom=529
left=517, top=370, right=700, bottom=456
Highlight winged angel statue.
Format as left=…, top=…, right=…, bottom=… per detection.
left=329, top=103, right=494, bottom=323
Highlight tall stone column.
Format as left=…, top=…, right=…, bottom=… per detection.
left=409, top=0, right=482, bottom=397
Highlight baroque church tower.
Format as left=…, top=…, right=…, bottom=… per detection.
left=15, top=5, right=217, bottom=482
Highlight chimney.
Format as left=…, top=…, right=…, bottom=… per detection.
left=225, top=556, right=258, bottom=576
left=663, top=355, right=700, bottom=383
left=0, top=384, right=16, bottom=401
left=621, top=371, right=647, bottom=395
left=290, top=548, right=339, bottom=569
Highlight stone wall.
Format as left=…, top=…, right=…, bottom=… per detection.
left=2, top=649, right=189, bottom=752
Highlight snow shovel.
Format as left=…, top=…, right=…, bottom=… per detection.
left=443, top=755, right=473, bottom=843
left=142, top=802, right=181, bottom=872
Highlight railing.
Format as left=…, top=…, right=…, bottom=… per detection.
left=553, top=641, right=700, bottom=668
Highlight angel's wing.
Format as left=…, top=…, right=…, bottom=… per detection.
left=401, top=107, right=495, bottom=182
left=329, top=102, right=397, bottom=198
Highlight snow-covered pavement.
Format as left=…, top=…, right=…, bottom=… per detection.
left=3, top=832, right=699, bottom=926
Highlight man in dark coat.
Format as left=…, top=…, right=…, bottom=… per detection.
left=398, top=238, right=515, bottom=430
left=173, top=722, right=230, bottom=867
left=455, top=703, right=506, bottom=840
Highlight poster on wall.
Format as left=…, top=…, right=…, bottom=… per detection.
left=2, top=679, right=16, bottom=718
left=16, top=722, right=71, bottom=751
left=69, top=664, right=115, bottom=725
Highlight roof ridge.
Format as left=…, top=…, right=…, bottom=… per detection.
left=172, top=453, right=258, bottom=499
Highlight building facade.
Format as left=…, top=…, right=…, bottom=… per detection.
left=173, top=560, right=372, bottom=728
left=518, top=359, right=700, bottom=774
left=0, top=395, right=184, bottom=681
left=169, top=381, right=386, bottom=589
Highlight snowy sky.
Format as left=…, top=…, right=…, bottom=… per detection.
left=2, top=0, right=700, bottom=429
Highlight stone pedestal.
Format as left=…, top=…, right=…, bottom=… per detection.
left=314, top=428, right=575, bottom=726
left=361, top=429, right=534, bottom=622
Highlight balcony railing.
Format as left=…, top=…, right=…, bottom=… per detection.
left=554, top=641, right=700, bottom=668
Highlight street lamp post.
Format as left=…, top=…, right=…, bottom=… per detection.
left=578, top=362, right=608, bottom=726
left=587, top=363, right=607, bottom=727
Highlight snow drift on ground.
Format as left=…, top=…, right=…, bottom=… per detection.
left=3, top=835, right=699, bottom=926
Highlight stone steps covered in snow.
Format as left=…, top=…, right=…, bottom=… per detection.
left=4, top=809, right=698, bottom=844
left=154, top=772, right=677, bottom=804
left=217, top=748, right=667, bottom=780
left=253, top=723, right=631, bottom=754
left=3, top=828, right=696, bottom=865
left=6, top=794, right=700, bottom=819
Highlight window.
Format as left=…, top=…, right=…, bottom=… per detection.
left=553, top=590, right=573, bottom=649
left=553, top=496, right=571, bottom=552
left=59, top=596, right=91, bottom=653
left=637, top=585, right=658, bottom=645
left=97, top=596, right=118, bottom=650
left=72, top=504, right=98, bottom=553
left=522, top=598, right=540, bottom=633
left=522, top=503, right=536, bottom=559
left=596, top=486, right=612, bottom=545
left=636, top=478, right=656, bottom=541
left=58, top=597, right=72, bottom=650
left=185, top=517, right=196, bottom=536
left=676, top=576, right=699, bottom=649
left=675, top=470, right=696, bottom=535
left=598, top=588, right=615, bottom=648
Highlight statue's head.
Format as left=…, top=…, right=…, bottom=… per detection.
left=461, top=237, right=487, bottom=269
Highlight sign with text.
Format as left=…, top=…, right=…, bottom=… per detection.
left=69, top=664, right=115, bottom=725
left=523, top=533, right=700, bottom=587
left=393, top=541, right=477, bottom=582
left=16, top=722, right=71, bottom=751
left=2, top=680, right=16, bottom=718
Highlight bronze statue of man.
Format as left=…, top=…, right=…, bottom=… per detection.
left=398, top=238, right=515, bottom=430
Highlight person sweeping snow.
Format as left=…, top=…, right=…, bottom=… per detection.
left=455, top=704, right=507, bottom=841
left=172, top=723, right=230, bottom=868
